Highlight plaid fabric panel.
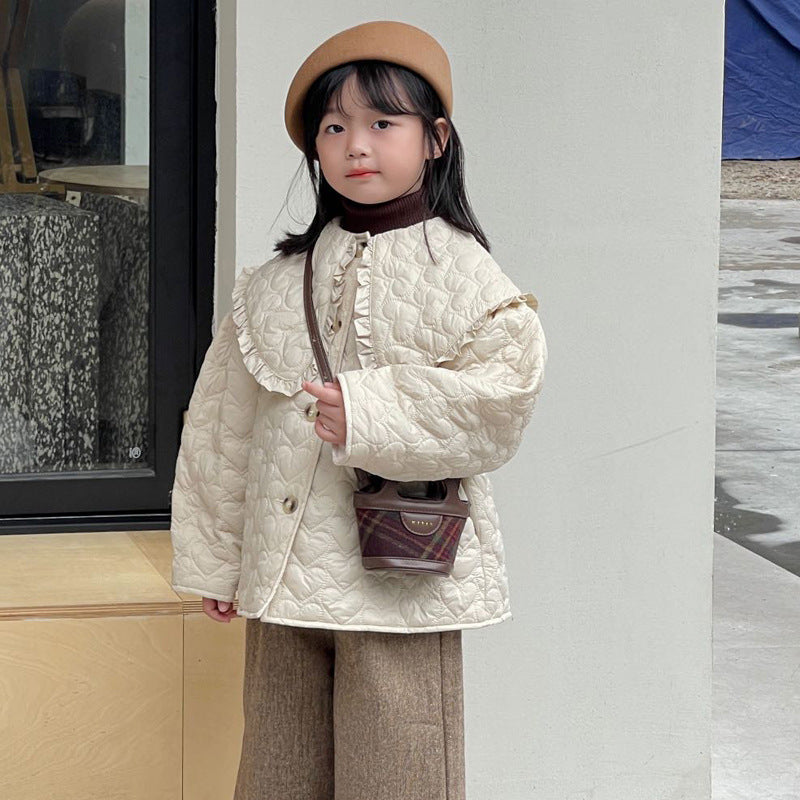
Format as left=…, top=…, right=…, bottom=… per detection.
left=356, top=508, right=464, bottom=564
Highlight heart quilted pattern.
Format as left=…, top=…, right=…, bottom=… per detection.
left=170, top=216, right=548, bottom=632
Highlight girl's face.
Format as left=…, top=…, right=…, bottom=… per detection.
left=315, top=73, right=449, bottom=204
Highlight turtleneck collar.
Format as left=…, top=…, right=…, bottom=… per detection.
left=338, top=185, right=435, bottom=235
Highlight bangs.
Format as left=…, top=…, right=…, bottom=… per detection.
left=320, top=61, right=421, bottom=120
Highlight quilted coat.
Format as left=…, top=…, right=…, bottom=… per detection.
left=170, top=214, right=548, bottom=633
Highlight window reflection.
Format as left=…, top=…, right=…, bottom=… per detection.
left=0, top=0, right=150, bottom=475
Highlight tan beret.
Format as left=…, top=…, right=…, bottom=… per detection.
left=284, top=20, right=453, bottom=152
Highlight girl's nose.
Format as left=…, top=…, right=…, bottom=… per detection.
left=347, top=137, right=369, bottom=157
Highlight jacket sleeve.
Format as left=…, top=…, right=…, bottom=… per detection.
left=170, top=310, right=260, bottom=602
left=331, top=298, right=547, bottom=481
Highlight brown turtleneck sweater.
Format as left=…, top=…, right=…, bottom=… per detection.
left=338, top=184, right=434, bottom=234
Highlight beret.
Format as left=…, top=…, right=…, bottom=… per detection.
left=284, top=20, right=453, bottom=152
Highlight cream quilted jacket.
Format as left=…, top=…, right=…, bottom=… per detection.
left=170, top=215, right=548, bottom=633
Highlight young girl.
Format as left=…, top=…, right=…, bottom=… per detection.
left=170, top=19, right=547, bottom=800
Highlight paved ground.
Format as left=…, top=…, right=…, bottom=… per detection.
left=713, top=167, right=800, bottom=800
left=715, top=199, right=800, bottom=575
left=712, top=533, right=800, bottom=800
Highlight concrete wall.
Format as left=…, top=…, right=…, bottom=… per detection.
left=218, top=2, right=725, bottom=797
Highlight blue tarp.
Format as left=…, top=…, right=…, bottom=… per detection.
left=722, top=0, right=800, bottom=159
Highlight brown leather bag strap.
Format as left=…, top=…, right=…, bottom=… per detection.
left=303, top=241, right=334, bottom=384
left=303, top=240, right=372, bottom=488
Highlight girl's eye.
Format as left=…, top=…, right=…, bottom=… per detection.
left=323, top=120, right=392, bottom=134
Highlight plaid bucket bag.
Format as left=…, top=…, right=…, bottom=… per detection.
left=303, top=241, right=470, bottom=575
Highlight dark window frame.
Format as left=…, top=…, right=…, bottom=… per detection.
left=0, top=0, right=217, bottom=534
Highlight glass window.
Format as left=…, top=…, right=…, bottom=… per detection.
left=0, top=0, right=149, bottom=474
left=0, top=0, right=215, bottom=531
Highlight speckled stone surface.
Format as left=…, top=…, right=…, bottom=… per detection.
left=79, top=191, right=150, bottom=468
left=0, top=194, right=100, bottom=473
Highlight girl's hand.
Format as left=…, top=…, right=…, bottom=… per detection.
left=202, top=597, right=237, bottom=623
left=302, top=379, right=347, bottom=446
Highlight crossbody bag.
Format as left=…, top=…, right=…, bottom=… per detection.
left=302, top=241, right=470, bottom=575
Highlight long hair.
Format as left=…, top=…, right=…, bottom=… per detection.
left=272, top=59, right=490, bottom=263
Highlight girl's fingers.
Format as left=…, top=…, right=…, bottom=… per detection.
left=314, top=398, right=338, bottom=412
left=317, top=411, right=345, bottom=433
left=202, top=597, right=236, bottom=623
left=316, top=418, right=337, bottom=437
left=302, top=380, right=343, bottom=405
left=315, top=418, right=343, bottom=443
left=301, top=382, right=345, bottom=443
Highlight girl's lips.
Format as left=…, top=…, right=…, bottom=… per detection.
left=347, top=171, right=378, bottom=178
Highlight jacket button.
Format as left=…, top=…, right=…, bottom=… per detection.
left=333, top=317, right=343, bottom=331
left=304, top=402, right=318, bottom=419
left=282, top=495, right=298, bottom=514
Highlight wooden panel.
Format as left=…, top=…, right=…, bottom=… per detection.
left=0, top=529, right=248, bottom=797
left=0, top=614, right=182, bottom=800
left=183, top=613, right=247, bottom=800
left=129, top=529, right=223, bottom=614
left=134, top=531, right=248, bottom=796
left=0, top=531, right=180, bottom=619
left=130, top=529, right=175, bottom=584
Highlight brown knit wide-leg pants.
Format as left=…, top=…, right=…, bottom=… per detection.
left=232, top=618, right=466, bottom=800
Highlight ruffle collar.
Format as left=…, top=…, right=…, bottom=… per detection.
left=231, top=215, right=540, bottom=397
left=231, top=218, right=366, bottom=396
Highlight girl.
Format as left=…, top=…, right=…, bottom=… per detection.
left=170, top=19, right=548, bottom=800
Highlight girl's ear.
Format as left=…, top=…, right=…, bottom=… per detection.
left=432, top=117, right=450, bottom=159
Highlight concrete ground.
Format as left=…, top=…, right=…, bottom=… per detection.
left=713, top=188, right=800, bottom=799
